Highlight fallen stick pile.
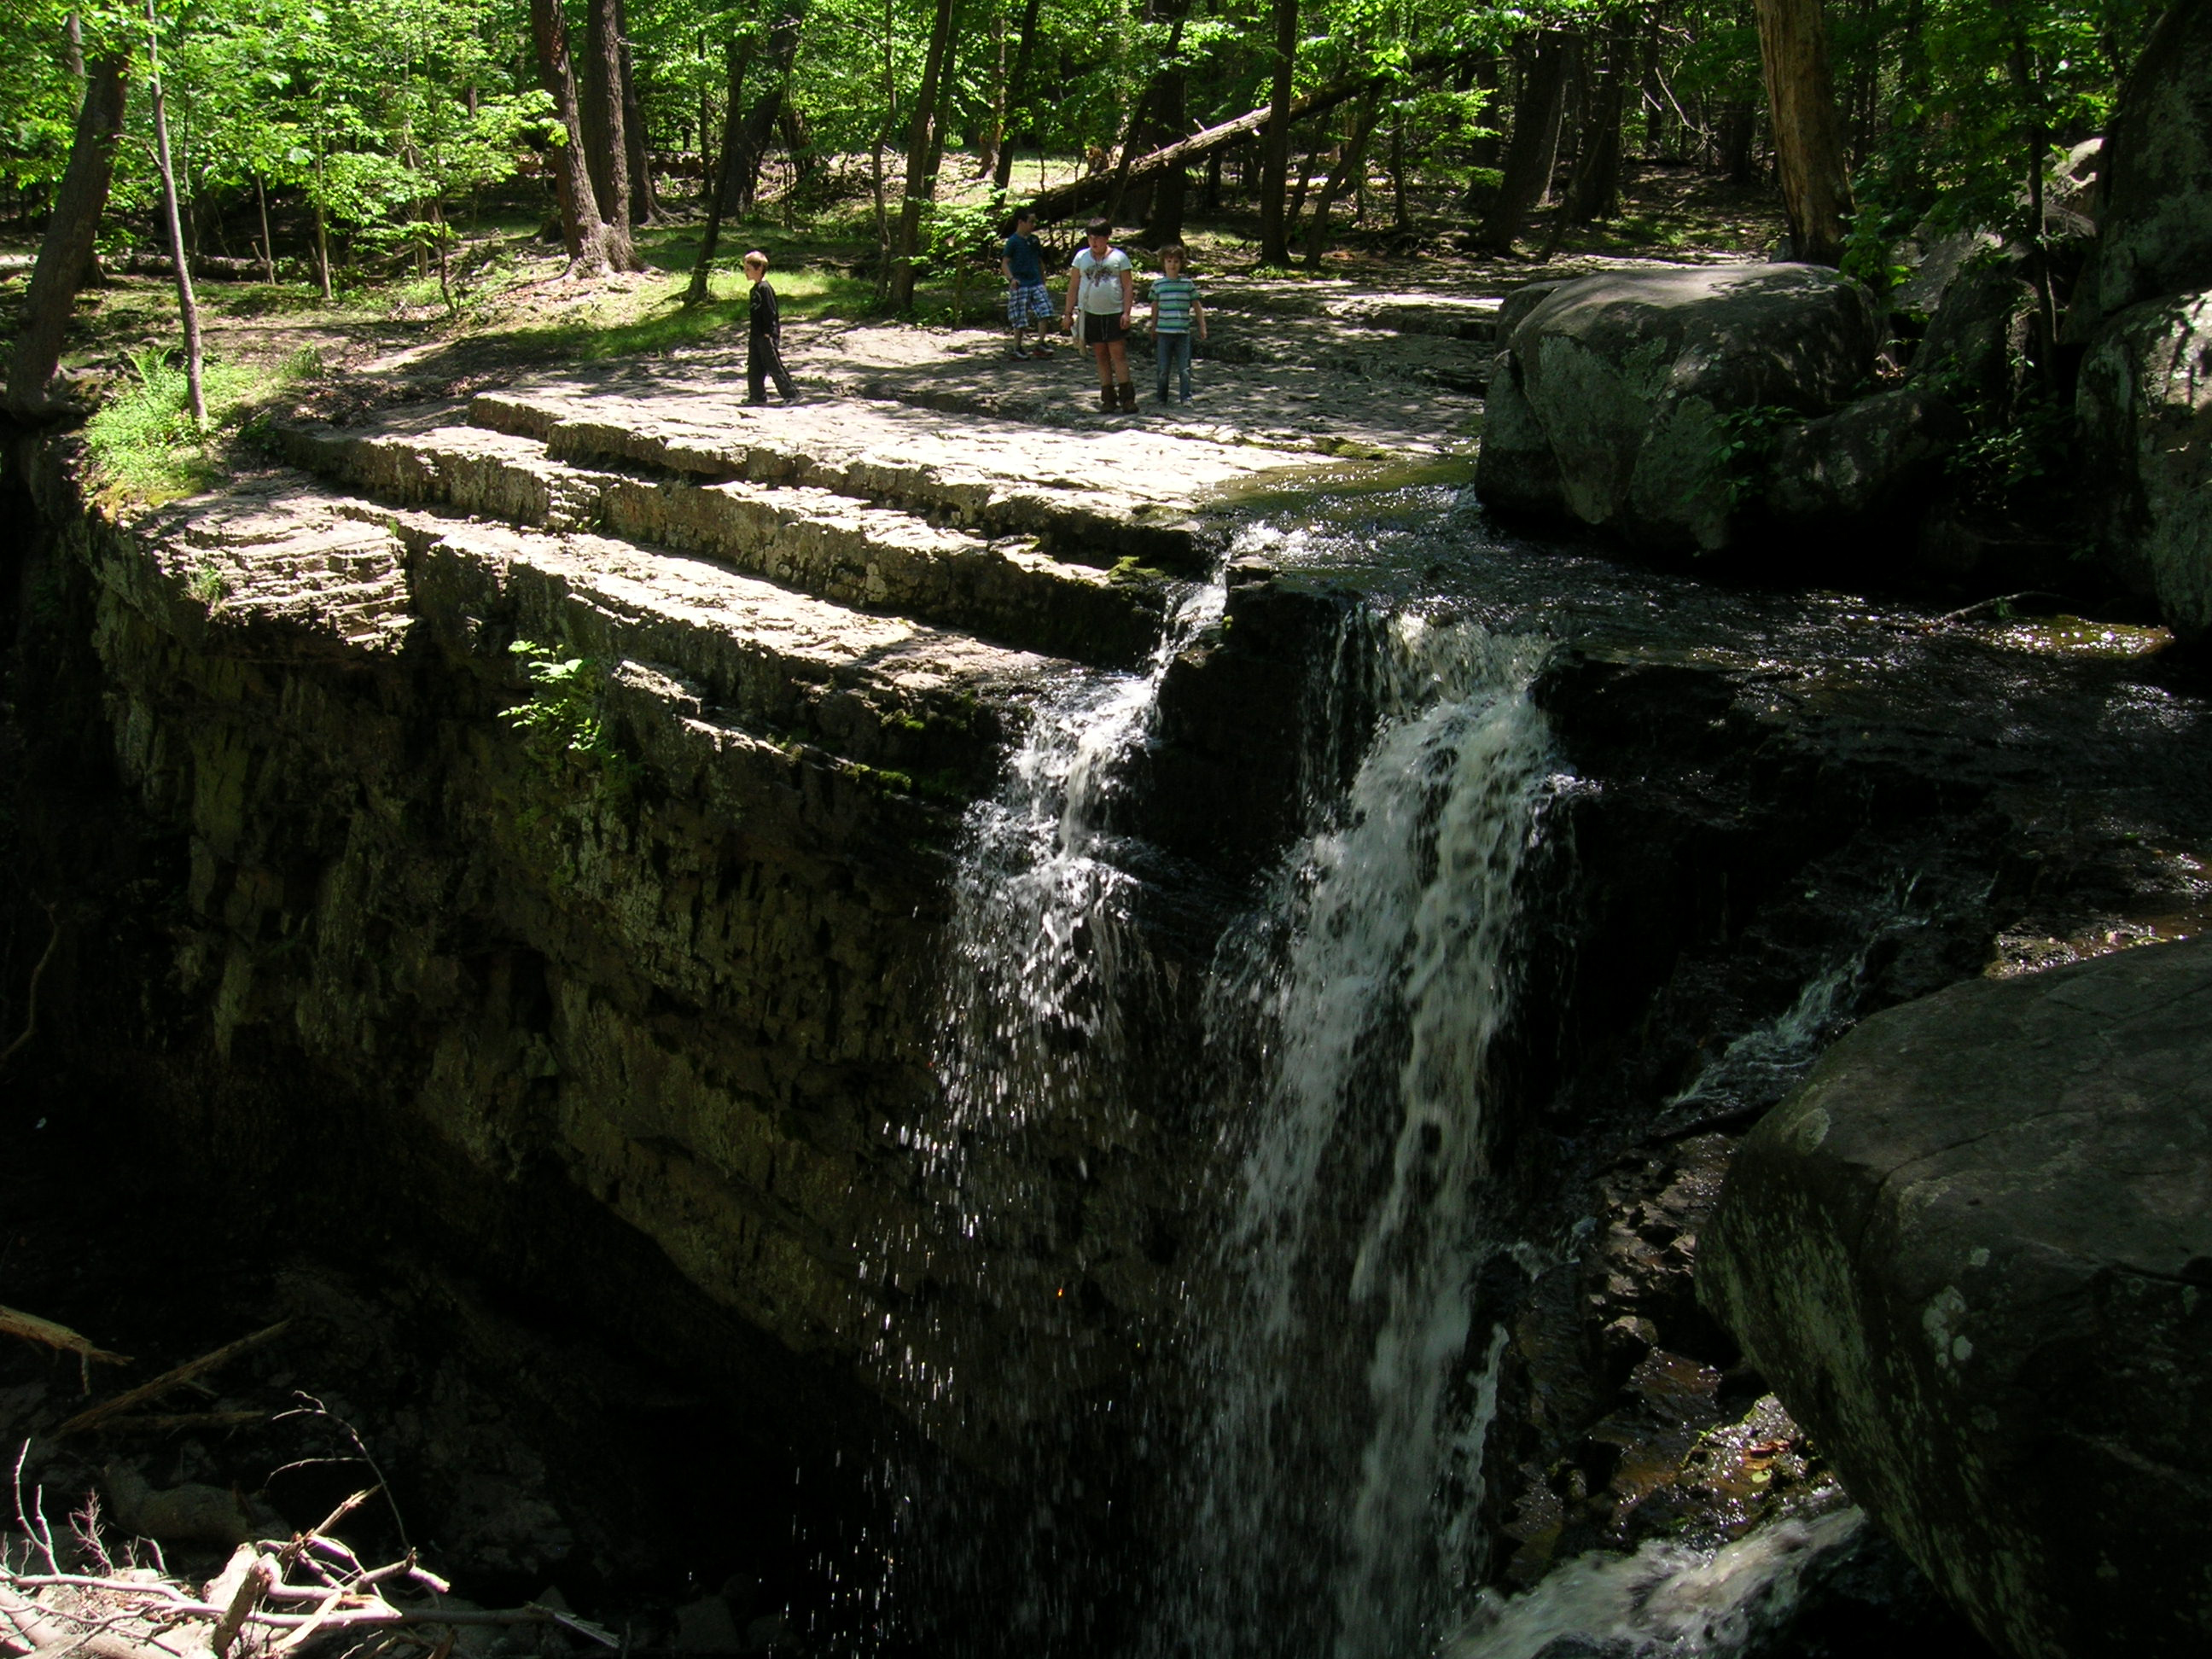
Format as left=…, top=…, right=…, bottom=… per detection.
left=0, top=1483, right=617, bottom=1659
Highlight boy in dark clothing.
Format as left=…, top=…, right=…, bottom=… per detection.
left=743, top=250, right=797, bottom=405
left=1003, top=208, right=1055, bottom=359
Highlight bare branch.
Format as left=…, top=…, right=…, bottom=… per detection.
left=58, top=1326, right=291, bottom=1439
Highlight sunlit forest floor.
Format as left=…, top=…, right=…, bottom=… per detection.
left=1, top=155, right=1787, bottom=503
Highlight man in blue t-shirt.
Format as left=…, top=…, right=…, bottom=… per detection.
left=1002, top=208, right=1055, bottom=360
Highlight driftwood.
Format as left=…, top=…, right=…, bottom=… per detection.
left=0, top=1314, right=128, bottom=1372
left=1, top=1480, right=617, bottom=1659
left=1024, top=51, right=1463, bottom=225
left=57, top=1324, right=290, bottom=1439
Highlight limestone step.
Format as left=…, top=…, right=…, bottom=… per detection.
left=272, top=416, right=1169, bottom=668
left=369, top=504, right=1051, bottom=790
left=465, top=383, right=1293, bottom=568
left=135, top=474, right=1062, bottom=801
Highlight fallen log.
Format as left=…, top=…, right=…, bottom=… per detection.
left=0, top=1310, right=130, bottom=1370
left=56, top=1323, right=289, bottom=1438
left=1023, top=51, right=1463, bottom=225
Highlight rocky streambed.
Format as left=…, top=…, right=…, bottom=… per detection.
left=1, top=335, right=2206, bottom=1659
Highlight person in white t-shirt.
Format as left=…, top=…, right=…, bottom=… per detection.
left=1062, top=218, right=1137, bottom=414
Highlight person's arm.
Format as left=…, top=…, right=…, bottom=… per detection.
left=1193, top=287, right=1207, bottom=341
left=1063, top=261, right=1080, bottom=331
left=1119, top=263, right=1133, bottom=325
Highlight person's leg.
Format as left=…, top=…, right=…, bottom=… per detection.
left=1108, top=338, right=1135, bottom=410
left=1091, top=335, right=1114, bottom=387
left=747, top=338, right=768, bottom=404
left=1155, top=335, right=1170, bottom=401
left=1177, top=333, right=1194, bottom=401
left=766, top=338, right=796, bottom=401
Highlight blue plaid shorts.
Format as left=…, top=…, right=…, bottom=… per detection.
left=1006, top=280, right=1054, bottom=326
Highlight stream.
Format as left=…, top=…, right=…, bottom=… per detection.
left=870, top=471, right=2205, bottom=1658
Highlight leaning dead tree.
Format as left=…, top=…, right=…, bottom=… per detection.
left=3, top=55, right=126, bottom=417
left=1022, top=52, right=1464, bottom=225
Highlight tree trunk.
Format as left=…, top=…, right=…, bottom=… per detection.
left=530, top=0, right=632, bottom=274
left=1302, top=93, right=1382, bottom=267
left=5, top=53, right=125, bottom=415
left=1143, top=51, right=1190, bottom=243
left=1109, top=3, right=1188, bottom=227
left=583, top=0, right=632, bottom=230
left=977, top=0, right=1005, bottom=180
left=1753, top=0, right=1852, bottom=264
left=145, top=0, right=204, bottom=427
left=686, top=39, right=749, bottom=306
left=620, top=3, right=657, bottom=224
left=991, top=0, right=1043, bottom=194
left=255, top=173, right=275, bottom=281
left=1256, top=0, right=1298, bottom=263
left=1476, top=29, right=1575, bottom=253
left=1565, top=13, right=1634, bottom=222
left=1024, top=55, right=1459, bottom=224
left=888, top=0, right=958, bottom=311
left=723, top=0, right=809, bottom=217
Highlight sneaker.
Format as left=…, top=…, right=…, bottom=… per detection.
left=1012, top=347, right=1033, bottom=360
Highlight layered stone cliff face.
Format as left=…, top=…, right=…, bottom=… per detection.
left=7, top=369, right=2210, bottom=1652
left=0, top=392, right=1309, bottom=1498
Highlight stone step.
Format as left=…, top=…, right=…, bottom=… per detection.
left=273, top=416, right=1167, bottom=667
left=466, top=383, right=1292, bottom=568
left=370, top=504, right=1051, bottom=791
left=135, top=474, right=1062, bottom=802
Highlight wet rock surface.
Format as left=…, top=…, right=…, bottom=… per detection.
left=4, top=320, right=2210, bottom=1655
left=2075, top=287, right=2212, bottom=640
left=2067, top=0, right=2212, bottom=335
left=1700, top=940, right=2212, bottom=1659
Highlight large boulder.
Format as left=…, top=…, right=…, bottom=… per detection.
left=2075, top=288, right=2212, bottom=640
left=1476, top=264, right=1880, bottom=552
left=1698, top=940, right=2212, bottom=1659
left=1764, top=384, right=1966, bottom=525
left=2068, top=0, right=2212, bottom=337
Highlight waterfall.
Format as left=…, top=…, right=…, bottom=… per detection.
left=888, top=566, right=1562, bottom=1658
left=1155, top=610, right=1557, bottom=1659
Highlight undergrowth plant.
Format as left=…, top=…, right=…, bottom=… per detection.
left=503, top=639, right=637, bottom=812
left=84, top=346, right=323, bottom=507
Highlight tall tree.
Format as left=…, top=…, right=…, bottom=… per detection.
left=1257, top=0, right=1299, bottom=263
left=5, top=53, right=125, bottom=416
left=583, top=0, right=634, bottom=230
left=1302, top=90, right=1383, bottom=266
left=620, top=3, right=657, bottom=224
left=1476, top=29, right=1575, bottom=253
left=530, top=0, right=635, bottom=273
left=145, top=0, right=205, bottom=427
left=1753, top=0, right=1852, bottom=262
left=721, top=0, right=808, bottom=217
left=990, top=0, right=1042, bottom=195
left=888, top=0, right=958, bottom=310
left=1566, top=11, right=1639, bottom=223
left=687, top=38, right=748, bottom=305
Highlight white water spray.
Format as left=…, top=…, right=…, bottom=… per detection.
left=1166, top=612, right=1558, bottom=1659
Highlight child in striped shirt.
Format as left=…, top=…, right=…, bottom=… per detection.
left=1147, top=244, right=1207, bottom=405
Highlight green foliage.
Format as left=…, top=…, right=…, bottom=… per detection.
left=1946, top=387, right=2074, bottom=507
left=504, top=639, right=638, bottom=807
left=83, top=344, right=311, bottom=504
left=1709, top=403, right=1802, bottom=509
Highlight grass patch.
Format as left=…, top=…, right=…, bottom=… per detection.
left=84, top=344, right=322, bottom=507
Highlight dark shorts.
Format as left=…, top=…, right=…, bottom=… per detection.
left=1080, top=311, right=1128, bottom=346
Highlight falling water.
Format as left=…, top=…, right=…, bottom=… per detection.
left=1444, top=1506, right=1872, bottom=1659
left=1154, top=608, right=1559, bottom=1659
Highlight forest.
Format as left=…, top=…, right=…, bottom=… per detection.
left=0, top=0, right=2169, bottom=353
